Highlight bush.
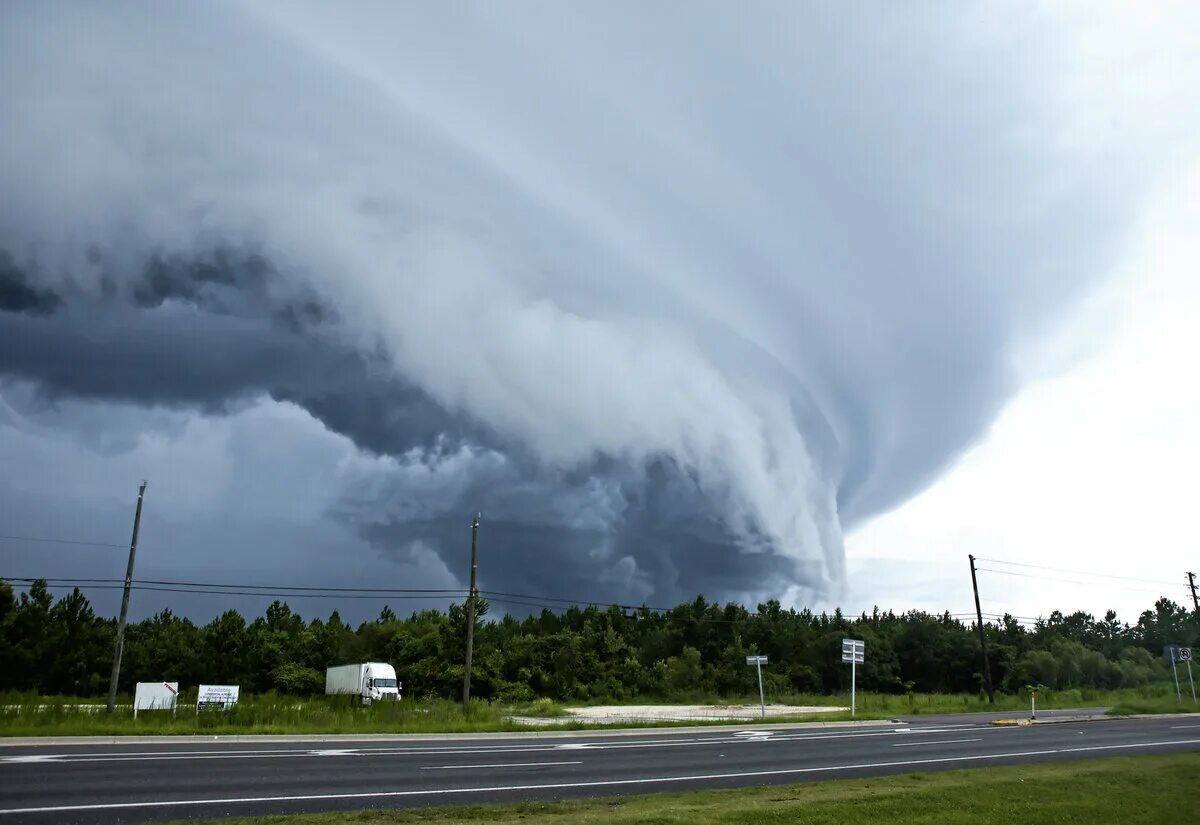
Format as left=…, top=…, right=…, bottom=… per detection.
left=271, top=663, right=323, bottom=695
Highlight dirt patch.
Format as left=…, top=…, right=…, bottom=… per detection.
left=562, top=703, right=847, bottom=722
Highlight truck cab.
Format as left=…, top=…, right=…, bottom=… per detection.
left=362, top=662, right=401, bottom=703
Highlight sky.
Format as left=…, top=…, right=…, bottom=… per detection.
left=1, top=2, right=1197, bottom=626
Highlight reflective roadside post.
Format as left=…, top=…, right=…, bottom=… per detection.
left=745, top=655, right=768, bottom=719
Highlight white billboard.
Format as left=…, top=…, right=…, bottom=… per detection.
left=133, top=682, right=178, bottom=716
left=197, top=684, right=240, bottom=711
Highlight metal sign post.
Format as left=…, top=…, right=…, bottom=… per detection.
left=1181, top=647, right=1196, bottom=703
left=841, top=639, right=865, bottom=719
left=1166, top=646, right=1182, bottom=702
left=745, top=655, right=768, bottom=718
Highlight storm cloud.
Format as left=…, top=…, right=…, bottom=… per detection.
left=0, top=2, right=1186, bottom=614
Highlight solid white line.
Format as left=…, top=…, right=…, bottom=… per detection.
left=420, top=761, right=582, bottom=771
left=892, top=738, right=982, bottom=748
left=0, top=728, right=927, bottom=765
left=1, top=738, right=1197, bottom=815
left=1170, top=724, right=1200, bottom=730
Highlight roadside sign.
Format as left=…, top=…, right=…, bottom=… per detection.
left=1164, top=645, right=1180, bottom=661
left=197, top=684, right=240, bottom=711
left=1181, top=648, right=1193, bottom=662
left=841, top=639, right=865, bottom=719
left=133, top=682, right=178, bottom=717
left=744, top=655, right=768, bottom=718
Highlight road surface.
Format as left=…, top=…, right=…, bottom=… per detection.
left=1, top=711, right=1198, bottom=824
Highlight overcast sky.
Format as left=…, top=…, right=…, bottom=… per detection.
left=2, top=2, right=1197, bottom=625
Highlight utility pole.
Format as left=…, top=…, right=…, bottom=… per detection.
left=461, top=514, right=480, bottom=714
left=106, top=482, right=147, bottom=713
left=1187, top=572, right=1198, bottom=612
left=968, top=554, right=995, bottom=704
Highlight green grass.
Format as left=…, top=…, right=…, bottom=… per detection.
left=171, top=753, right=1200, bottom=825
left=0, top=696, right=522, bottom=737
left=2, top=684, right=1191, bottom=737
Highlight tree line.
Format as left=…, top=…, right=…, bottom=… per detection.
left=1, top=578, right=1197, bottom=701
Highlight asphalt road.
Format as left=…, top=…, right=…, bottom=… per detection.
left=2, top=712, right=1198, bottom=825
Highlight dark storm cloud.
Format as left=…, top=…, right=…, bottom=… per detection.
left=0, top=1, right=1188, bottom=612
left=0, top=252, right=61, bottom=316
left=0, top=246, right=481, bottom=455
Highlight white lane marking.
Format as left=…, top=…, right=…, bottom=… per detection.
left=0, top=729, right=926, bottom=765
left=308, top=749, right=358, bottom=757
left=0, top=755, right=62, bottom=764
left=1170, top=724, right=1200, bottom=729
left=913, top=723, right=977, bottom=729
left=2, top=738, right=1197, bottom=815
left=420, top=761, right=582, bottom=771
left=892, top=738, right=982, bottom=748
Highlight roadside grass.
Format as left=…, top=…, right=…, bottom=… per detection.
left=1108, top=695, right=1200, bottom=715
left=2, top=684, right=1190, bottom=736
left=0, top=695, right=522, bottom=737
left=173, top=753, right=1200, bottom=825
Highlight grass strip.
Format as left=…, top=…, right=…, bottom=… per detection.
left=175, top=752, right=1200, bottom=825
left=2, top=685, right=1193, bottom=737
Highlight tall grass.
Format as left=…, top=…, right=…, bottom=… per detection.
left=0, top=693, right=518, bottom=736
left=1, top=683, right=1192, bottom=736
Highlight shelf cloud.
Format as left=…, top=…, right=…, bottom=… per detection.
left=0, top=2, right=1181, bottom=611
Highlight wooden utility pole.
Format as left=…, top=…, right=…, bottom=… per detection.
left=1188, top=572, right=1198, bottom=612
left=106, top=482, right=147, bottom=713
left=461, top=514, right=480, bottom=713
left=968, top=554, right=995, bottom=704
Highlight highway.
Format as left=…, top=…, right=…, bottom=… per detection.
left=2, top=712, right=1198, bottom=824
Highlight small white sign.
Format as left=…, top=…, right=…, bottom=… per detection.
left=745, top=655, right=768, bottom=665
left=133, top=682, right=178, bottom=716
left=197, top=684, right=240, bottom=711
left=841, top=638, right=865, bottom=664
left=1182, top=647, right=1193, bottom=662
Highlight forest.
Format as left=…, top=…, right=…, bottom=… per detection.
left=2, top=578, right=1197, bottom=702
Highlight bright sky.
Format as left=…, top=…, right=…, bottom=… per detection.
left=846, top=164, right=1200, bottom=625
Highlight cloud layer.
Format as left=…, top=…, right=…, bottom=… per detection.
left=0, top=2, right=1181, bottom=612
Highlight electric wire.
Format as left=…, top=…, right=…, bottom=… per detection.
left=974, top=557, right=1183, bottom=588
left=0, top=533, right=126, bottom=549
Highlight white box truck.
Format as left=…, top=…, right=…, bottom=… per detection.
left=325, top=662, right=401, bottom=705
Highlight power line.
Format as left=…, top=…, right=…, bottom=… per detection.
left=974, top=558, right=1182, bottom=588
left=1, top=576, right=470, bottom=595
left=0, top=533, right=126, bottom=549
left=975, top=567, right=1190, bottom=597
left=0, top=575, right=1059, bottom=626
left=1, top=579, right=470, bottom=601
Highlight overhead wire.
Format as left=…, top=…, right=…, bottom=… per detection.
left=974, top=557, right=1184, bottom=588
left=0, top=533, right=126, bottom=549
left=975, top=566, right=1188, bottom=597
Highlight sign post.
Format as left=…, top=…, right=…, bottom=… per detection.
left=1165, top=646, right=1183, bottom=702
left=1181, top=647, right=1196, bottom=704
left=841, top=639, right=865, bottom=719
left=745, top=655, right=768, bottom=718
left=1030, top=688, right=1037, bottom=721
